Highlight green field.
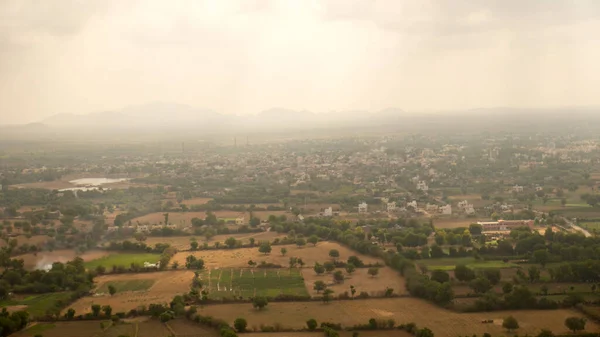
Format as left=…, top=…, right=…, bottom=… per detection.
left=21, top=323, right=56, bottom=335
left=0, top=292, right=73, bottom=317
left=201, top=268, right=308, bottom=299
left=96, top=279, right=155, bottom=294
left=84, top=253, right=161, bottom=270
left=420, top=257, right=518, bottom=271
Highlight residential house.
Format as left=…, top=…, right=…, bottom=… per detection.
left=387, top=202, right=396, bottom=213
left=235, top=217, right=245, bottom=225
left=512, top=185, right=524, bottom=193
left=416, top=180, right=429, bottom=192
left=407, top=200, right=418, bottom=209
left=440, top=205, right=452, bottom=215
left=358, top=202, right=368, bottom=214
left=323, top=207, right=333, bottom=217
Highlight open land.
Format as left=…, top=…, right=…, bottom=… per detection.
left=195, top=298, right=599, bottom=337
left=65, top=271, right=195, bottom=314
left=302, top=266, right=406, bottom=296
left=20, top=249, right=109, bottom=270
left=170, top=241, right=382, bottom=269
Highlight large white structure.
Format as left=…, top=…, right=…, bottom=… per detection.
left=387, top=202, right=396, bottom=213
left=407, top=200, right=418, bottom=209
left=512, top=185, right=524, bottom=193
left=416, top=180, right=429, bottom=191
left=358, top=202, right=368, bottom=214
left=440, top=205, right=452, bottom=215
left=323, top=207, right=333, bottom=217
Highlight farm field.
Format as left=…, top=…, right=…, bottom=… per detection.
left=1, top=292, right=73, bottom=318
left=141, top=231, right=286, bottom=250
left=166, top=318, right=219, bottom=336
left=12, top=321, right=106, bottom=337
left=20, top=249, right=109, bottom=270
left=180, top=197, right=213, bottom=206
left=170, top=241, right=382, bottom=269
left=66, top=271, right=195, bottom=313
left=96, top=278, right=155, bottom=294
left=432, top=218, right=479, bottom=229
left=419, top=257, right=519, bottom=271
left=199, top=268, right=308, bottom=299
left=195, top=298, right=599, bottom=337
left=241, top=333, right=411, bottom=337
left=302, top=266, right=406, bottom=297
left=0, top=234, right=51, bottom=248
left=84, top=253, right=161, bottom=269
left=137, top=317, right=172, bottom=337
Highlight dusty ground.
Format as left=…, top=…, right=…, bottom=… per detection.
left=180, top=197, right=213, bottom=206
left=65, top=271, right=195, bottom=314
left=0, top=234, right=51, bottom=248
left=301, top=266, right=406, bottom=297
left=143, top=231, right=287, bottom=250
left=431, top=218, right=478, bottom=229
left=196, top=298, right=599, bottom=337
left=171, top=241, right=382, bottom=269
left=20, top=249, right=109, bottom=270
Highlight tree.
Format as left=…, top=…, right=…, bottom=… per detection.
left=329, top=249, right=340, bottom=260
left=415, top=327, right=434, bottom=337
left=65, top=308, right=76, bottom=319
left=249, top=217, right=260, bottom=227
left=306, top=318, right=318, bottom=331
left=225, top=237, right=237, bottom=249
left=345, top=263, right=356, bottom=275
left=314, top=280, right=327, bottom=293
left=347, top=256, right=364, bottom=267
left=108, top=285, right=117, bottom=296
left=528, top=266, right=541, bottom=283
left=454, top=264, right=475, bottom=282
left=533, top=249, right=549, bottom=268
left=308, top=235, right=319, bottom=246
left=102, top=305, right=112, bottom=317
left=350, top=285, right=356, bottom=298
left=296, top=238, right=306, bottom=248
left=322, top=289, right=334, bottom=303
left=252, top=297, right=268, bottom=310
left=469, top=223, right=483, bottom=235
left=430, top=270, right=450, bottom=283
left=324, top=261, right=335, bottom=272
left=469, top=277, right=492, bottom=294
left=91, top=304, right=101, bottom=317
left=258, top=242, right=272, bottom=255
left=314, top=263, right=325, bottom=275
left=280, top=247, right=287, bottom=256
left=367, top=267, right=379, bottom=278
left=234, top=318, right=248, bottom=332
left=564, top=317, right=586, bottom=333
left=333, top=270, right=344, bottom=284
left=502, top=282, right=513, bottom=294
left=502, top=316, right=519, bottom=332
left=171, top=261, right=179, bottom=269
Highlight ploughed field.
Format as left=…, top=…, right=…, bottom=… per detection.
left=171, top=241, right=382, bottom=269
left=195, top=298, right=599, bottom=337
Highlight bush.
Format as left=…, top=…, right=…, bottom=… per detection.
left=234, top=318, right=247, bottom=332
left=306, top=318, right=318, bottom=331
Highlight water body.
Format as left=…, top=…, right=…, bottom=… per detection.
left=59, top=177, right=129, bottom=192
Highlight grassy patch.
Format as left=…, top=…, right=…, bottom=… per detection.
left=420, top=257, right=518, bottom=271
left=202, top=268, right=308, bottom=299
left=96, top=279, right=155, bottom=294
left=0, top=292, right=73, bottom=318
left=23, top=323, right=56, bottom=335
left=84, top=253, right=161, bottom=270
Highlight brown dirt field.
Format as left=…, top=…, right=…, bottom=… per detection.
left=142, top=232, right=287, bottom=250
left=196, top=298, right=599, bottom=337
left=181, top=197, right=213, bottom=206
left=171, top=242, right=382, bottom=269
left=20, top=249, right=109, bottom=270
left=66, top=271, right=195, bottom=314
left=447, top=194, right=482, bottom=201
left=137, top=318, right=172, bottom=337
left=302, top=267, right=406, bottom=296
left=432, top=218, right=478, bottom=229
left=242, top=333, right=411, bottom=337
left=0, top=234, right=51, bottom=248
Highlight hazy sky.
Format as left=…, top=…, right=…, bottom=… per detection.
left=1, top=0, right=600, bottom=124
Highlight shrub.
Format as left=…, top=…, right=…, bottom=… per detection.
left=234, top=318, right=247, bottom=332
left=306, top=318, right=318, bottom=331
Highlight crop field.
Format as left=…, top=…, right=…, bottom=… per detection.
left=20, top=249, right=109, bottom=270
left=96, top=279, right=155, bottom=294
left=419, top=257, right=518, bottom=271
left=1, top=292, right=73, bottom=318
left=171, top=241, right=382, bottom=269
left=432, top=218, right=478, bottom=229
left=302, top=266, right=406, bottom=297
left=180, top=197, right=213, bottom=205
left=200, top=268, right=308, bottom=298
left=84, top=253, right=161, bottom=269
left=166, top=318, right=219, bottom=336
left=141, top=231, right=286, bottom=250
left=66, top=271, right=194, bottom=314
left=12, top=321, right=108, bottom=337
left=137, top=318, right=172, bottom=337
left=195, top=298, right=599, bottom=337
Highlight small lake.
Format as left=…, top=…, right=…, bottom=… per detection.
left=69, top=178, right=129, bottom=186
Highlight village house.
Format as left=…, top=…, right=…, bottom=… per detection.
left=416, top=180, right=429, bottom=191
left=235, top=217, right=245, bottom=225
left=440, top=204, right=452, bottom=215
left=512, top=185, right=524, bottom=193
left=426, top=203, right=439, bottom=212
left=358, top=202, right=368, bottom=214
left=407, top=200, right=418, bottom=209
left=323, top=207, right=333, bottom=217
left=387, top=202, right=396, bottom=213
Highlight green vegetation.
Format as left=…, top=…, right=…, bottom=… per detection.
left=22, top=323, right=56, bottom=335
left=84, top=253, right=161, bottom=269
left=96, top=280, right=155, bottom=294
left=0, top=292, right=73, bottom=317
left=420, top=257, right=518, bottom=271
left=201, top=268, right=308, bottom=299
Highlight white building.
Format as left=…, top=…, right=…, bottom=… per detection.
left=457, top=200, right=469, bottom=209
left=358, top=202, right=368, bottom=214
left=512, top=185, right=524, bottom=193
left=416, top=180, right=429, bottom=191
left=136, top=225, right=149, bottom=233
left=440, top=205, right=452, bottom=215
left=464, top=204, right=475, bottom=215
left=323, top=207, right=333, bottom=217
left=387, top=202, right=396, bottom=213
left=235, top=217, right=245, bottom=225
left=426, top=203, right=439, bottom=212
left=407, top=200, right=418, bottom=209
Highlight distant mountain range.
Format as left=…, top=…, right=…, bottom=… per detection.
left=1, top=103, right=599, bottom=141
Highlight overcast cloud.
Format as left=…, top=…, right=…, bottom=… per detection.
left=1, top=0, right=599, bottom=124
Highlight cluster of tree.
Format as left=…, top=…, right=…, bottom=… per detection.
left=0, top=309, right=29, bottom=337
left=185, top=255, right=205, bottom=269
left=106, top=240, right=169, bottom=253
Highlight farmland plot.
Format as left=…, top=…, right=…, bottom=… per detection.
left=301, top=266, right=406, bottom=297
left=200, top=268, right=308, bottom=299
left=12, top=321, right=106, bottom=337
